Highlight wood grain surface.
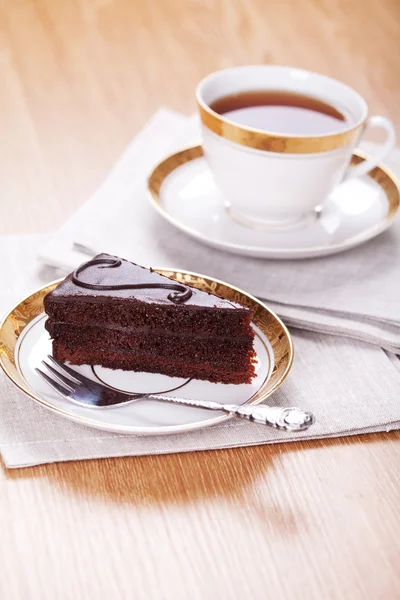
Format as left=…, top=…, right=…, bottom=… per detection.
left=1, top=1, right=400, bottom=598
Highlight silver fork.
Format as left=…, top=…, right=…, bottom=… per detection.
left=35, top=356, right=315, bottom=432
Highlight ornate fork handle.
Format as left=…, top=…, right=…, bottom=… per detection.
left=149, top=395, right=314, bottom=432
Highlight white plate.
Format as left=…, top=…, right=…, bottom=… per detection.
left=148, top=146, right=399, bottom=259
left=0, top=272, right=293, bottom=435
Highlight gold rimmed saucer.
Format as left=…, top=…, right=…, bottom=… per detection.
left=0, top=270, right=293, bottom=435
left=148, top=145, right=400, bottom=260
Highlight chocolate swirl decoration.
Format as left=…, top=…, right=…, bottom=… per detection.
left=71, top=257, right=193, bottom=304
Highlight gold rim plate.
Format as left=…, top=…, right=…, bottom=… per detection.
left=0, top=270, right=293, bottom=435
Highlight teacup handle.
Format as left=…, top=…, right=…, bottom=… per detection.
left=345, top=115, right=396, bottom=180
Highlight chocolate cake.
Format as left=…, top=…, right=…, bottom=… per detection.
left=43, top=253, right=256, bottom=384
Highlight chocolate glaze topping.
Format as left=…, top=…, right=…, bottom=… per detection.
left=72, top=257, right=193, bottom=305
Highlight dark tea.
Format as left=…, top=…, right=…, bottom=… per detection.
left=209, top=90, right=348, bottom=135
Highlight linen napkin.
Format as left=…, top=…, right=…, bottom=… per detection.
left=37, top=109, right=400, bottom=353
left=1, top=234, right=400, bottom=468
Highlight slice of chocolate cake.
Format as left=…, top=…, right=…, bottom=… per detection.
left=44, top=253, right=256, bottom=384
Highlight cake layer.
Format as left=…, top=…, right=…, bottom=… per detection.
left=53, top=341, right=255, bottom=385
left=44, top=299, right=253, bottom=338
left=46, top=321, right=255, bottom=366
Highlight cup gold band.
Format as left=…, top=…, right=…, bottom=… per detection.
left=198, top=103, right=365, bottom=154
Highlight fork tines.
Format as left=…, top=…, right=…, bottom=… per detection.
left=35, top=355, right=82, bottom=398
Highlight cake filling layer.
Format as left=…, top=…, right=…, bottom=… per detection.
left=46, top=318, right=253, bottom=347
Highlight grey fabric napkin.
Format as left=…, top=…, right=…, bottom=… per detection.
left=37, top=109, right=400, bottom=352
left=1, top=234, right=400, bottom=468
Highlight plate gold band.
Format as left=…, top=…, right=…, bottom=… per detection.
left=198, top=103, right=365, bottom=154
left=0, top=274, right=294, bottom=431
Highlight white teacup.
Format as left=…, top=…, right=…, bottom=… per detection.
left=196, top=66, right=396, bottom=228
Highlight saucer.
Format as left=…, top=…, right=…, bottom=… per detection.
left=148, top=146, right=400, bottom=259
left=0, top=271, right=293, bottom=436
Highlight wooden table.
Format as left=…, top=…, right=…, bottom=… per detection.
left=1, top=1, right=400, bottom=598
